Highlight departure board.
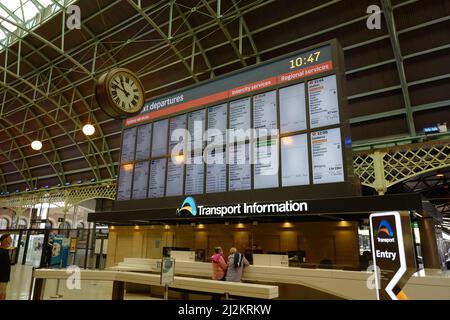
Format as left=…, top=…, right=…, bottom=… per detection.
left=148, top=158, right=166, bottom=198
left=205, top=146, right=227, bottom=193
left=135, top=124, right=152, bottom=161
left=117, top=165, right=133, bottom=201
left=229, top=143, right=251, bottom=191
left=311, top=127, right=344, bottom=184
left=253, top=90, right=277, bottom=138
left=120, top=128, right=137, bottom=163
left=116, top=41, right=353, bottom=203
left=308, top=75, right=339, bottom=128
left=185, top=155, right=204, bottom=195
left=207, top=104, right=227, bottom=145
left=279, top=83, right=307, bottom=134
left=166, top=159, right=184, bottom=196
left=253, top=138, right=279, bottom=189
left=151, top=119, right=168, bottom=158
left=281, top=134, right=309, bottom=186
left=132, top=161, right=149, bottom=200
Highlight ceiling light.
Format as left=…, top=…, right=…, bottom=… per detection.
left=31, top=140, right=42, bottom=150
left=82, top=124, right=95, bottom=136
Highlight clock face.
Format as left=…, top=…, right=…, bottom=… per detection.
left=108, top=71, right=144, bottom=113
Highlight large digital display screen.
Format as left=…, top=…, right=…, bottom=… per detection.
left=120, top=128, right=137, bottom=163
left=132, top=161, right=149, bottom=199
left=228, top=143, right=251, bottom=191
left=311, top=127, right=344, bottom=184
left=185, top=155, right=204, bottom=195
left=166, top=159, right=185, bottom=196
left=148, top=158, right=166, bottom=198
left=205, top=146, right=227, bottom=193
left=135, top=124, right=152, bottom=161
left=279, top=83, right=307, bottom=134
left=117, top=164, right=133, bottom=201
left=151, top=119, right=168, bottom=158
left=253, top=138, right=279, bottom=189
left=309, top=74, right=339, bottom=129
left=253, top=90, right=277, bottom=138
left=116, top=42, right=350, bottom=202
left=281, top=134, right=309, bottom=186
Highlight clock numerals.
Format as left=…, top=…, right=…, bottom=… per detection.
left=289, top=51, right=321, bottom=69
left=109, top=73, right=142, bottom=112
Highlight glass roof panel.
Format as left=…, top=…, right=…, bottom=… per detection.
left=0, top=0, right=77, bottom=50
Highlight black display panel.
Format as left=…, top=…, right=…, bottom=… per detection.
left=166, top=158, right=184, bottom=197
left=132, top=161, right=149, bottom=200
left=253, top=90, right=277, bottom=139
left=281, top=134, right=309, bottom=186
left=148, top=158, right=166, bottom=198
left=205, top=146, right=227, bottom=193
left=279, top=83, right=307, bottom=134
left=185, top=155, right=204, bottom=195
left=151, top=119, right=168, bottom=158
left=135, top=124, right=152, bottom=161
left=228, top=142, right=251, bottom=191
left=117, top=164, right=133, bottom=201
left=120, top=128, right=137, bottom=163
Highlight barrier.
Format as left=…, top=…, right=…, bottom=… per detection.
left=31, top=268, right=278, bottom=300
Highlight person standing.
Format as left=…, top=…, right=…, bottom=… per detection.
left=46, top=238, right=54, bottom=268
left=0, top=234, right=12, bottom=300
left=211, top=246, right=228, bottom=280
left=225, top=247, right=249, bottom=282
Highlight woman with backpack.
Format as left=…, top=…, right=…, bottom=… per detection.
left=225, top=247, right=249, bottom=282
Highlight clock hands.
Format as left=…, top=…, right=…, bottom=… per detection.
left=119, top=77, right=130, bottom=98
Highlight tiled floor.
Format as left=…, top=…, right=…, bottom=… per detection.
left=5, top=265, right=160, bottom=300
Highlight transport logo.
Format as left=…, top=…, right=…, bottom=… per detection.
left=377, top=220, right=394, bottom=237
left=176, top=197, right=197, bottom=216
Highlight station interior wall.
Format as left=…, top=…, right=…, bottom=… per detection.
left=106, top=220, right=360, bottom=269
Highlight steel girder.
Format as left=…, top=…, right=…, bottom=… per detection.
left=0, top=1, right=446, bottom=190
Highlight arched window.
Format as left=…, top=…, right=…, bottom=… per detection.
left=18, top=218, right=27, bottom=229
left=0, top=218, right=8, bottom=230
left=77, top=222, right=85, bottom=229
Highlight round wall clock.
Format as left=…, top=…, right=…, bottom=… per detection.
left=95, top=68, right=145, bottom=119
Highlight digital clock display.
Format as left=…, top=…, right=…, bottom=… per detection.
left=289, top=51, right=321, bottom=69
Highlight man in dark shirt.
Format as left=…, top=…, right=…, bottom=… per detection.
left=0, top=234, right=12, bottom=300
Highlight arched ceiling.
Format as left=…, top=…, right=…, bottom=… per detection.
left=0, top=0, right=449, bottom=194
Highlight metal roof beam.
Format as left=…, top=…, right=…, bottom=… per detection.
left=200, top=0, right=247, bottom=67
left=125, top=0, right=199, bottom=83
left=381, top=0, right=415, bottom=136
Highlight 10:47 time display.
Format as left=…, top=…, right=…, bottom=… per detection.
left=289, top=51, right=321, bottom=69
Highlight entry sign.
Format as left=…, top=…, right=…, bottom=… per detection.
left=160, top=257, right=175, bottom=285
left=370, top=211, right=416, bottom=300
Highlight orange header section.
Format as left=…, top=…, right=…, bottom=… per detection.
left=125, top=61, right=333, bottom=126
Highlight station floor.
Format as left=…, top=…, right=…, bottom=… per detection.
left=5, top=265, right=160, bottom=300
